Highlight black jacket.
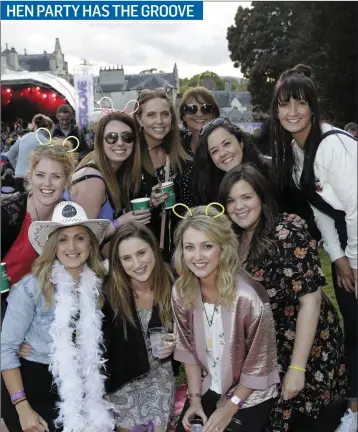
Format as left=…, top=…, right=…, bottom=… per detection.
left=102, top=294, right=179, bottom=395
left=52, top=123, right=89, bottom=158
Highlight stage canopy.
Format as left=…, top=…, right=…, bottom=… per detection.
left=1, top=71, right=75, bottom=125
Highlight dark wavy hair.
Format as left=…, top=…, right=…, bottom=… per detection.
left=270, top=64, right=323, bottom=194
left=218, top=163, right=279, bottom=263
left=193, top=121, right=267, bottom=204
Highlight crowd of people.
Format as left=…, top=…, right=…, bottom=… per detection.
left=1, top=64, right=357, bottom=432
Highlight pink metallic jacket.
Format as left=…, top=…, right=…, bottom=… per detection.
left=172, top=273, right=280, bottom=408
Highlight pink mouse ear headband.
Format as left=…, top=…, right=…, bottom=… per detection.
left=98, top=96, right=139, bottom=117
left=172, top=202, right=225, bottom=219
left=35, top=128, right=79, bottom=152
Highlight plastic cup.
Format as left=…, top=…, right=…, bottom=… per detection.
left=1, top=263, right=9, bottom=294
left=156, top=182, right=176, bottom=209
left=148, top=327, right=168, bottom=357
left=131, top=198, right=151, bottom=211
left=190, top=417, right=203, bottom=432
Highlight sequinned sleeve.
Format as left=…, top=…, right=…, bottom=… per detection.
left=172, top=284, right=197, bottom=365
left=239, top=287, right=280, bottom=390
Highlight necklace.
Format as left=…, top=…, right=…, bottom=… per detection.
left=148, top=143, right=163, bottom=151
left=203, top=303, right=217, bottom=327
left=32, top=197, right=40, bottom=221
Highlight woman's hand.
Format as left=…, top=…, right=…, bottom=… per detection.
left=335, top=257, right=355, bottom=294
left=16, top=400, right=49, bottom=432
left=182, top=398, right=207, bottom=430
left=155, top=343, right=176, bottom=360
left=281, top=368, right=305, bottom=401
left=150, top=184, right=169, bottom=208
left=118, top=209, right=151, bottom=226
left=17, top=343, right=32, bottom=358
left=203, top=402, right=238, bottom=432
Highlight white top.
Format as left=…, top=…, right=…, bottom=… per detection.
left=292, top=123, right=357, bottom=269
left=202, top=303, right=224, bottom=394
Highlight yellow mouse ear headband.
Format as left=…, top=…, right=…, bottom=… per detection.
left=35, top=128, right=79, bottom=153
left=172, top=202, right=225, bottom=220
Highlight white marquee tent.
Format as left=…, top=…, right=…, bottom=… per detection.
left=1, top=71, right=75, bottom=108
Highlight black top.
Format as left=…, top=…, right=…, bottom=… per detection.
left=52, top=122, right=89, bottom=158
left=139, top=155, right=194, bottom=263
left=1, top=192, right=28, bottom=260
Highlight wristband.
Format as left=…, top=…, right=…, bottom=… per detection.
left=289, top=365, right=306, bottom=372
left=112, top=219, right=120, bottom=230
left=11, top=390, right=26, bottom=403
left=14, top=398, right=27, bottom=407
left=187, top=393, right=201, bottom=400
left=226, top=391, right=244, bottom=408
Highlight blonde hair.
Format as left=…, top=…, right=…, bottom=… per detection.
left=26, top=143, right=77, bottom=193
left=134, top=88, right=191, bottom=175
left=106, top=222, right=173, bottom=335
left=77, top=112, right=141, bottom=216
left=173, top=206, right=240, bottom=308
left=32, top=226, right=106, bottom=309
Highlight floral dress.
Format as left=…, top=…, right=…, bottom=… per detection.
left=244, top=216, right=347, bottom=432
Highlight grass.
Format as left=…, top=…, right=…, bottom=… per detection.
left=176, top=248, right=340, bottom=385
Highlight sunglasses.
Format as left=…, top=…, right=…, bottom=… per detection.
left=183, top=104, right=215, bottom=116
left=138, top=88, right=168, bottom=100
left=104, top=131, right=134, bottom=145
left=199, top=117, right=234, bottom=137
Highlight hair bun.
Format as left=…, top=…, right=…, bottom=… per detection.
left=293, top=64, right=312, bottom=78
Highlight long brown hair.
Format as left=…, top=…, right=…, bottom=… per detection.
left=218, top=163, right=278, bottom=263
left=32, top=226, right=106, bottom=309
left=77, top=112, right=141, bottom=215
left=106, top=221, right=173, bottom=333
left=134, top=88, right=191, bottom=175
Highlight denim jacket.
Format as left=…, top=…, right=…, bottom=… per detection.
left=1, top=274, right=55, bottom=370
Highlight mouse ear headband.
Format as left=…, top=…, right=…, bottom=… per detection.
left=172, top=202, right=225, bottom=220
left=98, top=96, right=139, bottom=117
left=35, top=128, right=79, bottom=152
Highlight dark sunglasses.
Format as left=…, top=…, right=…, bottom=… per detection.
left=104, top=131, right=134, bottom=145
left=183, top=104, right=215, bottom=116
left=199, top=117, right=233, bottom=137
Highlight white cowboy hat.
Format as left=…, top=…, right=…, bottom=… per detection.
left=28, top=201, right=111, bottom=255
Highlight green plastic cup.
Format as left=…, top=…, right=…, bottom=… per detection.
left=1, top=263, right=10, bottom=294
left=130, top=198, right=151, bottom=211
left=157, top=181, right=176, bottom=209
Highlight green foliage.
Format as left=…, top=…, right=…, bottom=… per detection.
left=226, top=1, right=358, bottom=127
left=179, top=71, right=248, bottom=96
left=139, top=68, right=165, bottom=74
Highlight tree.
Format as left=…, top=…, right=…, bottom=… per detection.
left=179, top=71, right=226, bottom=95
left=227, top=1, right=358, bottom=126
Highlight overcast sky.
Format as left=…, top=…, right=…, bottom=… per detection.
left=1, top=2, right=249, bottom=78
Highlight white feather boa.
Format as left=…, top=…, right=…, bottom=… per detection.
left=49, top=261, right=115, bottom=432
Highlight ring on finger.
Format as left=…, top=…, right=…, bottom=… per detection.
left=132, top=210, right=136, bottom=216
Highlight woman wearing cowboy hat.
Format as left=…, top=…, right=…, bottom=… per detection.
left=1, top=201, right=114, bottom=432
